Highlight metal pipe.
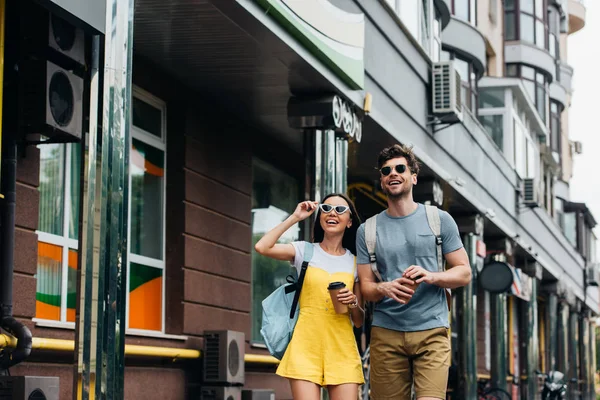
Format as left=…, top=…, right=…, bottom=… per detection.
left=0, top=0, right=32, bottom=370
left=0, top=334, right=200, bottom=360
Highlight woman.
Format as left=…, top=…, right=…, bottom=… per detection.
left=255, top=193, right=365, bottom=400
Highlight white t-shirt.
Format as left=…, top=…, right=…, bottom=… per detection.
left=290, top=241, right=358, bottom=281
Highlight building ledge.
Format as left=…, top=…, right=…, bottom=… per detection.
left=559, top=61, right=574, bottom=93
left=550, top=82, right=568, bottom=109
left=505, top=41, right=556, bottom=82
left=441, top=16, right=487, bottom=77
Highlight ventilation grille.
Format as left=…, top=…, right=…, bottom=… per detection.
left=433, top=63, right=451, bottom=112
left=522, top=178, right=539, bottom=207
left=204, top=334, right=221, bottom=381
left=432, top=61, right=462, bottom=122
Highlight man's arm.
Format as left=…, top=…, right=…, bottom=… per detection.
left=358, top=263, right=415, bottom=304
left=434, top=247, right=471, bottom=289
left=404, top=247, right=471, bottom=289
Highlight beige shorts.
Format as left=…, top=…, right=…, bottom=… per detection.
left=370, top=326, right=450, bottom=399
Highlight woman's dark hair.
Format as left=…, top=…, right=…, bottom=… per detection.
left=312, top=193, right=361, bottom=254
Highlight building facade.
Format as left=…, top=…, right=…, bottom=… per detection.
left=0, top=0, right=597, bottom=399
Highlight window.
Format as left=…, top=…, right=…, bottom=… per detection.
left=444, top=51, right=479, bottom=115
left=36, top=144, right=81, bottom=323
left=479, top=88, right=505, bottom=109
left=513, top=116, right=527, bottom=178
left=507, top=63, right=549, bottom=123
left=36, top=87, right=167, bottom=333
left=385, top=0, right=436, bottom=59
left=451, top=0, right=477, bottom=25
left=550, top=101, right=561, bottom=164
left=251, top=159, right=301, bottom=343
left=504, top=0, right=547, bottom=50
left=127, top=88, right=167, bottom=332
left=479, top=114, right=504, bottom=150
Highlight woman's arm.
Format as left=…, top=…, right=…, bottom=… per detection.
left=254, top=201, right=318, bottom=261
left=337, top=283, right=364, bottom=328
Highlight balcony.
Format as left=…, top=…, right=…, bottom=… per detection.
left=441, top=16, right=487, bottom=75
left=568, top=0, right=586, bottom=34
left=559, top=62, right=574, bottom=93
left=550, top=82, right=568, bottom=109
left=505, top=42, right=556, bottom=82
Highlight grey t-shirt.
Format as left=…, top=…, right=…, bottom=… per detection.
left=356, top=204, right=464, bottom=332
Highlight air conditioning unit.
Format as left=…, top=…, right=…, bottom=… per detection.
left=573, top=140, right=583, bottom=155
left=203, top=330, right=245, bottom=385
left=242, top=389, right=276, bottom=400
left=18, top=7, right=85, bottom=143
left=19, top=60, right=84, bottom=142
left=0, top=376, right=59, bottom=400
left=522, top=178, right=541, bottom=207
left=586, top=263, right=599, bottom=287
left=200, top=386, right=242, bottom=400
left=48, top=14, right=85, bottom=65
left=432, top=61, right=463, bottom=123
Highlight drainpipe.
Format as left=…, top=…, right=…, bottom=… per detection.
left=0, top=0, right=31, bottom=370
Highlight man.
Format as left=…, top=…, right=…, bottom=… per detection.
left=356, top=144, right=471, bottom=400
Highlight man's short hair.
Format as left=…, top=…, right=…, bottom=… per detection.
left=377, top=144, right=420, bottom=175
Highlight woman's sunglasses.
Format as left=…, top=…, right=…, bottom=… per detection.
left=319, top=204, right=351, bottom=215
left=380, top=164, right=407, bottom=176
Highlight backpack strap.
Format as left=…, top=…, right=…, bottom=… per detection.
left=424, top=205, right=443, bottom=273
left=424, top=204, right=451, bottom=311
left=365, top=215, right=383, bottom=282
left=289, top=242, right=313, bottom=318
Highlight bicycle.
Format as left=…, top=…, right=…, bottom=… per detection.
left=477, top=379, right=512, bottom=400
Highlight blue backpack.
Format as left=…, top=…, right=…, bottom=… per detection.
left=260, top=242, right=314, bottom=360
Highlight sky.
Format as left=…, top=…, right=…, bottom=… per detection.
left=566, top=1, right=600, bottom=254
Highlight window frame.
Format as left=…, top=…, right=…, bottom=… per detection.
left=126, top=86, right=168, bottom=335
left=504, top=0, right=548, bottom=50
left=451, top=0, right=477, bottom=25
left=506, top=63, right=549, bottom=123
left=36, top=143, right=79, bottom=324
left=35, top=86, right=169, bottom=337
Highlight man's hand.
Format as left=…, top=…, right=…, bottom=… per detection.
left=377, top=277, right=416, bottom=304
left=403, top=265, right=436, bottom=285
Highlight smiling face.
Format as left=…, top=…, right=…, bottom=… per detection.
left=380, top=156, right=417, bottom=199
left=319, top=196, right=353, bottom=236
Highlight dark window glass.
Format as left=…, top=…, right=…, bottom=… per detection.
left=536, top=85, right=547, bottom=122
left=479, top=88, right=505, bottom=108
left=479, top=114, right=504, bottom=150
left=505, top=12, right=517, bottom=40
left=507, top=64, right=519, bottom=77
left=505, top=0, right=515, bottom=11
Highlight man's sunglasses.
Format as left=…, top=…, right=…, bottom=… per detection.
left=319, top=204, right=351, bottom=215
left=380, top=164, right=407, bottom=176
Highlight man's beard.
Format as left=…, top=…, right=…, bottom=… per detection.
left=382, top=183, right=412, bottom=199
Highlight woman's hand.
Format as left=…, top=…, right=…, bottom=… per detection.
left=337, top=288, right=358, bottom=307
left=292, top=201, right=319, bottom=221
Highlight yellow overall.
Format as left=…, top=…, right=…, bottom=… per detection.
left=276, top=264, right=364, bottom=386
